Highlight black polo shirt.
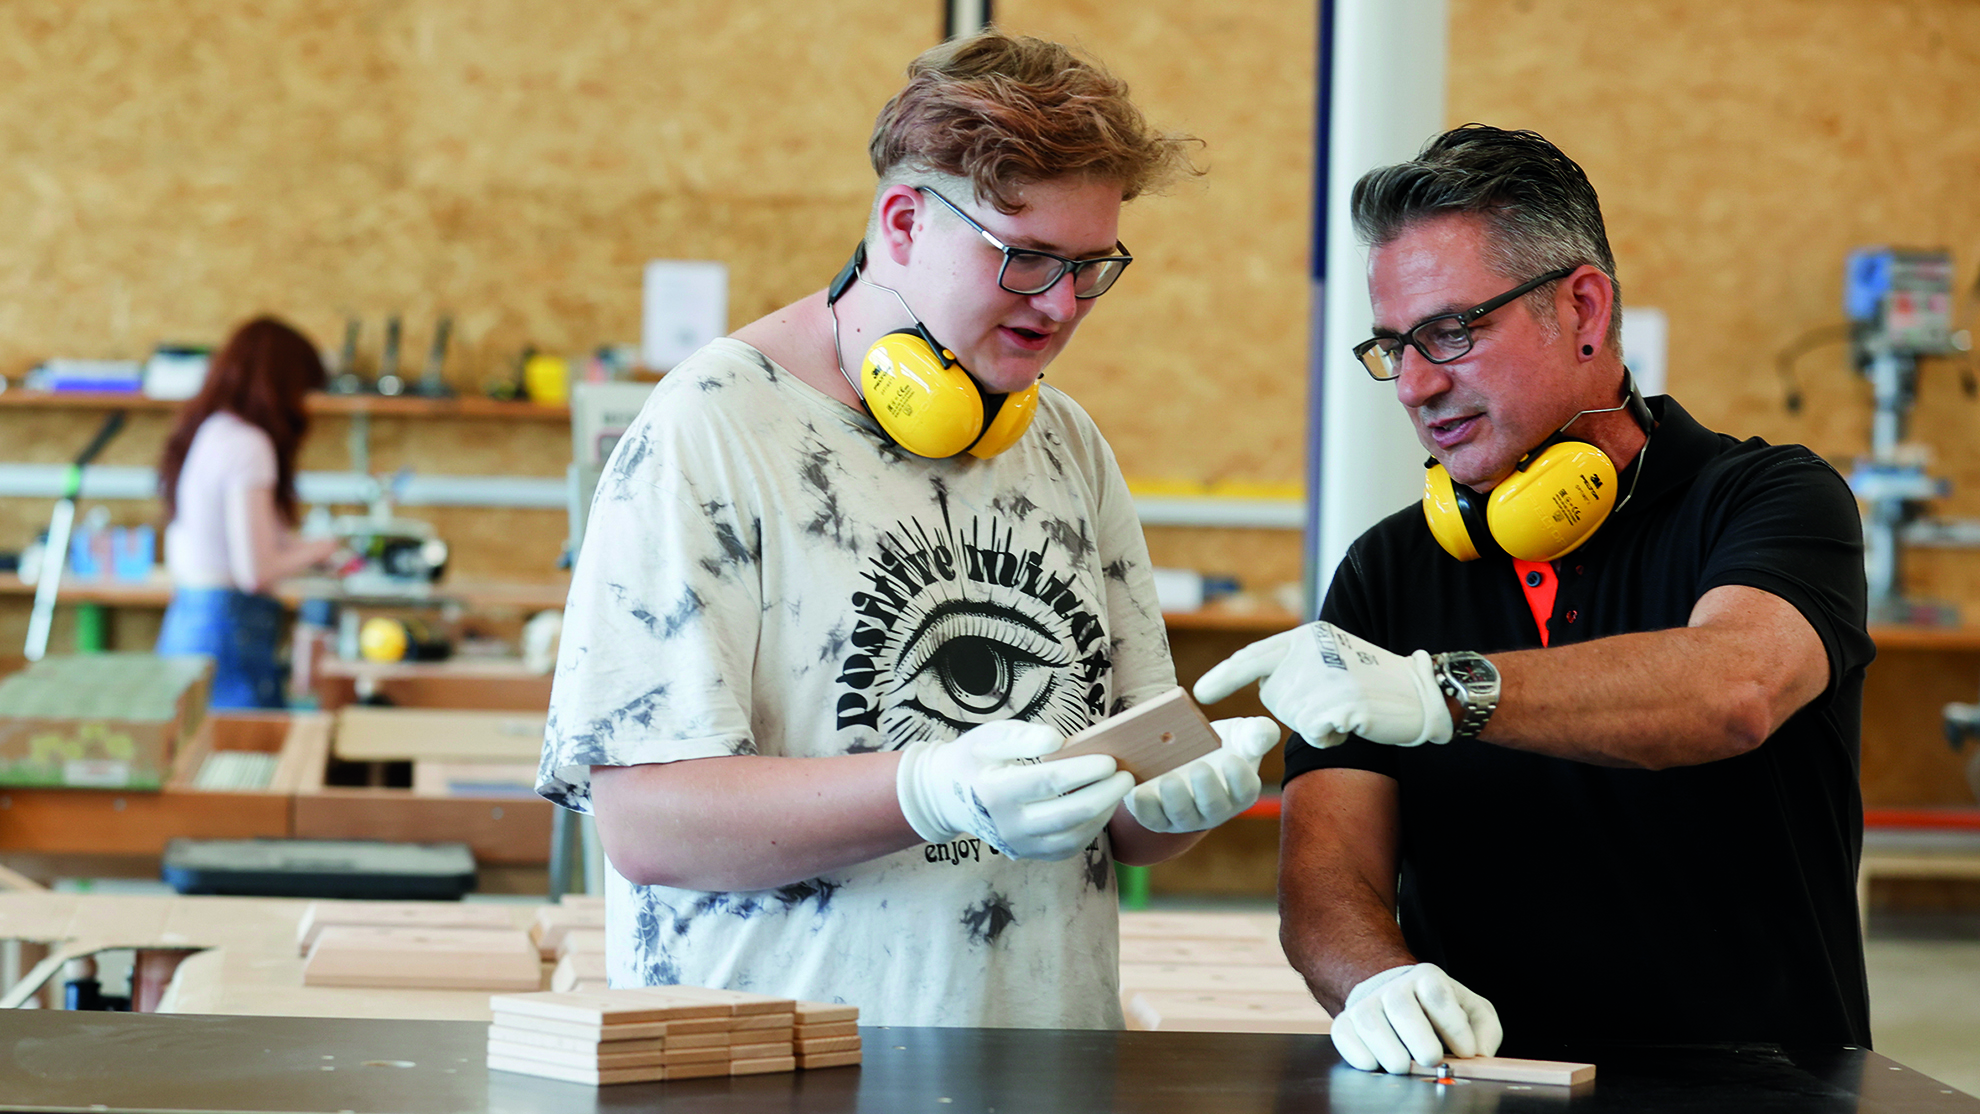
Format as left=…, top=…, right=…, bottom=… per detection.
left=1286, top=395, right=1874, bottom=1052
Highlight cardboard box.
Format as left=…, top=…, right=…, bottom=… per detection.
left=0, top=654, right=212, bottom=789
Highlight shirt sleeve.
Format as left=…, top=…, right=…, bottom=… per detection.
left=1054, top=393, right=1176, bottom=715
left=536, top=395, right=766, bottom=812
left=1695, top=449, right=1875, bottom=698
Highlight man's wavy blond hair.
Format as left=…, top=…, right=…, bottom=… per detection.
left=868, top=30, right=1202, bottom=215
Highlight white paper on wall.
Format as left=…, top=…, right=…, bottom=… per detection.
left=642, top=260, right=728, bottom=372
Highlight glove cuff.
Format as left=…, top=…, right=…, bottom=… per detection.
left=1342, top=962, right=1417, bottom=1010
left=895, top=738, right=962, bottom=845
left=1406, top=651, right=1455, bottom=746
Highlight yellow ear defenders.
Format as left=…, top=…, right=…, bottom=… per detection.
left=1423, top=370, right=1655, bottom=562
left=826, top=243, right=1039, bottom=459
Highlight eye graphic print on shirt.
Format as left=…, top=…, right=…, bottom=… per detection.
left=835, top=509, right=1112, bottom=751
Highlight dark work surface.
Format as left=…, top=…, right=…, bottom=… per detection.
left=1, top=1010, right=1976, bottom=1113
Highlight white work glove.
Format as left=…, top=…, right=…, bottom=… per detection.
left=1192, top=621, right=1452, bottom=749
left=1330, top=963, right=1503, bottom=1074
left=896, top=720, right=1135, bottom=861
left=1124, top=717, right=1281, bottom=833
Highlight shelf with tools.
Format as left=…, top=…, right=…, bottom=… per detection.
left=0, top=390, right=572, bottom=421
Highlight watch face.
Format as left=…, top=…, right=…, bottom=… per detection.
left=1446, top=654, right=1497, bottom=688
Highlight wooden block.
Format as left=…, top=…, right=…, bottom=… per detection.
left=798, top=1049, right=863, bottom=1070
left=794, top=1000, right=859, bottom=1024
left=559, top=894, right=606, bottom=911
left=487, top=1025, right=667, bottom=1056
left=487, top=1054, right=666, bottom=1086
left=733, top=1011, right=796, bottom=1030
left=1409, top=1056, right=1596, bottom=1086
left=796, top=1035, right=861, bottom=1055
left=731, top=1055, right=796, bottom=1076
left=1046, top=686, right=1222, bottom=783
left=551, top=951, right=608, bottom=993
left=624, top=984, right=796, bottom=1016
left=303, top=927, right=540, bottom=991
left=796, top=1020, right=858, bottom=1040
left=662, top=1030, right=733, bottom=1049
left=664, top=1059, right=735, bottom=1080
left=528, top=904, right=608, bottom=959
left=730, top=1040, right=793, bottom=1060
left=486, top=1015, right=672, bottom=1042
left=295, top=901, right=513, bottom=955
left=334, top=706, right=548, bottom=763
left=555, top=928, right=607, bottom=959
left=490, top=989, right=729, bottom=1027
left=729, top=1028, right=792, bottom=1046
left=486, top=1038, right=727, bottom=1069
left=1123, top=989, right=1330, bottom=1034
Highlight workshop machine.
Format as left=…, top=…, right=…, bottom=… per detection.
left=1838, top=247, right=1972, bottom=625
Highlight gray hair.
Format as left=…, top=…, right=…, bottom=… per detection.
left=1351, top=125, right=1621, bottom=347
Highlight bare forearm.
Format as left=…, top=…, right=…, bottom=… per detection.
left=1278, top=770, right=1413, bottom=1012
left=1106, top=808, right=1205, bottom=866
left=1472, top=585, right=1828, bottom=770
left=590, top=753, right=920, bottom=892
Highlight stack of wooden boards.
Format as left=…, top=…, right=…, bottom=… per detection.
left=487, top=987, right=861, bottom=1085
left=530, top=899, right=607, bottom=992
left=297, top=900, right=540, bottom=991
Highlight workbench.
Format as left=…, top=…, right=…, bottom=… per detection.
left=0, top=1011, right=1972, bottom=1113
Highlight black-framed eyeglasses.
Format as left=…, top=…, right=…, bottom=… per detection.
left=1353, top=266, right=1577, bottom=381
left=919, top=187, right=1134, bottom=299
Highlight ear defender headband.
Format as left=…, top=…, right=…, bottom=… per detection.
left=826, top=243, right=1039, bottom=460
left=1423, top=368, right=1655, bottom=562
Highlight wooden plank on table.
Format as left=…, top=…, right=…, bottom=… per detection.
left=530, top=903, right=608, bottom=958
left=490, top=989, right=730, bottom=1027
left=266, top=714, right=333, bottom=795
left=1410, top=1056, right=1595, bottom=1086
left=295, top=900, right=515, bottom=954
left=798, top=1049, right=862, bottom=1069
left=333, top=706, right=547, bottom=762
left=794, top=1001, right=859, bottom=1024
left=555, top=927, right=607, bottom=959
left=551, top=950, right=609, bottom=993
left=302, top=926, right=541, bottom=991
left=486, top=1055, right=668, bottom=1086
left=624, top=984, right=797, bottom=1016
left=1045, top=687, right=1222, bottom=782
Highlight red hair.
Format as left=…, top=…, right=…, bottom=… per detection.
left=158, top=316, right=326, bottom=524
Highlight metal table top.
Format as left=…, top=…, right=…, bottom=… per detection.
left=0, top=1010, right=1974, bottom=1113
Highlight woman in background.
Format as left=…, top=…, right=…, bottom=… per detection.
left=156, top=317, right=339, bottom=708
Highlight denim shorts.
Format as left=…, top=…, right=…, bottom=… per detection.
left=156, top=587, right=287, bottom=710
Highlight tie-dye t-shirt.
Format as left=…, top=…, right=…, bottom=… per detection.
left=538, top=338, right=1175, bottom=1029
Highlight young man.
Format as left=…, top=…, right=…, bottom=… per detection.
left=1198, top=126, right=1873, bottom=1069
left=537, top=31, right=1278, bottom=1029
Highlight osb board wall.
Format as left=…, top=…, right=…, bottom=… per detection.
left=1450, top=0, right=1980, bottom=807
left=990, top=1, right=1316, bottom=593
left=1449, top=0, right=1980, bottom=605
left=0, top=0, right=924, bottom=381
left=0, top=0, right=1315, bottom=606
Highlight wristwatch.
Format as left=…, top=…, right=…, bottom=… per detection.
left=1432, top=651, right=1501, bottom=741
